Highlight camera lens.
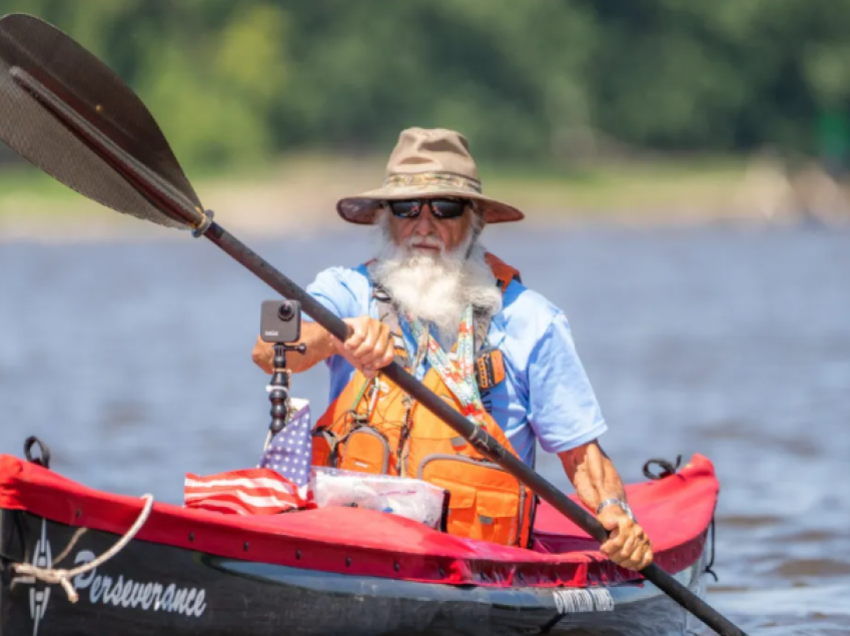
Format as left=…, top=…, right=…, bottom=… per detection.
left=277, top=301, right=294, bottom=321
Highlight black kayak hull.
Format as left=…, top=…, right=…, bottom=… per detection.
left=0, top=510, right=710, bottom=636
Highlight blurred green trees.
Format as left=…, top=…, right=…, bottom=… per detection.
left=4, top=0, right=850, bottom=171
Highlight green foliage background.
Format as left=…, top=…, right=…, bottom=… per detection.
left=4, top=0, right=850, bottom=172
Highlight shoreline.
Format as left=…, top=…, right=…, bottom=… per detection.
left=1, top=156, right=848, bottom=243
left=3, top=206, right=836, bottom=245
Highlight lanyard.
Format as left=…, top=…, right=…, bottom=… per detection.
left=405, top=305, right=486, bottom=425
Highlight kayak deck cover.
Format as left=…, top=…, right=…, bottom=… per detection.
left=0, top=453, right=717, bottom=589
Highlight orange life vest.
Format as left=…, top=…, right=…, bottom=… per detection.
left=311, top=253, right=536, bottom=548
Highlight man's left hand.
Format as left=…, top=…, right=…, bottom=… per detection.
left=598, top=506, right=653, bottom=571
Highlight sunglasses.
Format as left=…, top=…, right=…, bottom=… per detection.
left=385, top=198, right=469, bottom=220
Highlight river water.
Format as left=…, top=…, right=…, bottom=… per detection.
left=1, top=223, right=848, bottom=634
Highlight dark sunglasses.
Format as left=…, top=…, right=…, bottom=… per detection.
left=385, top=198, right=469, bottom=220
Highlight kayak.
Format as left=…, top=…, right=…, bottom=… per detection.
left=0, top=447, right=718, bottom=636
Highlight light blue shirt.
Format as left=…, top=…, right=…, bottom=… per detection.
left=305, top=263, right=608, bottom=467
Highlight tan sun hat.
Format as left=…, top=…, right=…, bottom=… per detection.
left=336, top=127, right=525, bottom=225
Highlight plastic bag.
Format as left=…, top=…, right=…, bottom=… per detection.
left=311, top=466, right=447, bottom=530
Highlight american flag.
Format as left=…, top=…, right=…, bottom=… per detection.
left=184, top=400, right=315, bottom=515
left=257, top=398, right=314, bottom=494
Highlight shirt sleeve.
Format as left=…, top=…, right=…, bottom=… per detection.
left=525, top=312, right=608, bottom=454
left=303, top=266, right=363, bottom=321
left=303, top=266, right=367, bottom=382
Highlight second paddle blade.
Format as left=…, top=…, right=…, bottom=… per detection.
left=0, top=13, right=204, bottom=231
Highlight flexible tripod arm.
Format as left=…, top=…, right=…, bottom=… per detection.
left=267, top=342, right=306, bottom=436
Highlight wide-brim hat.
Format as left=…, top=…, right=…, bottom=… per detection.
left=337, top=127, right=525, bottom=225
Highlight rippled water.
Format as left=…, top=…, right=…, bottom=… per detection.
left=1, top=223, right=849, bottom=634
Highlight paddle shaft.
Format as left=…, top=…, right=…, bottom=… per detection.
left=204, top=223, right=746, bottom=636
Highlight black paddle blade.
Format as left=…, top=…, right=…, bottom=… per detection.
left=0, top=13, right=206, bottom=231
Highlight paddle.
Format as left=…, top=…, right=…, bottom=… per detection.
left=0, top=13, right=746, bottom=636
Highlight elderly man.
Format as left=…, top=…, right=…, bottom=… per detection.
left=253, top=127, right=652, bottom=570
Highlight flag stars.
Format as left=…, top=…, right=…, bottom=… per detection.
left=258, top=406, right=313, bottom=491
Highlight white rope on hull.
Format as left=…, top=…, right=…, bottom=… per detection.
left=11, top=494, right=155, bottom=603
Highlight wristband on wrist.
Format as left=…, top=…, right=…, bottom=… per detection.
left=596, top=498, right=635, bottom=521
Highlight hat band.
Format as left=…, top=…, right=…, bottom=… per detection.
left=383, top=172, right=482, bottom=194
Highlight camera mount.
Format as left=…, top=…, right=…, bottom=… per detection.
left=267, top=340, right=306, bottom=437
left=259, top=299, right=306, bottom=441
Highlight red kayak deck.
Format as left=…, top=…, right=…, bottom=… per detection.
left=0, top=453, right=718, bottom=589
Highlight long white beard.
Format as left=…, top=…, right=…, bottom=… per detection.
left=370, top=217, right=502, bottom=343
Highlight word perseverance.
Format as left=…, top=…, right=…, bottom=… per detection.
left=72, top=550, right=207, bottom=617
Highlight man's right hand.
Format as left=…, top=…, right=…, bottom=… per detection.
left=334, top=316, right=395, bottom=378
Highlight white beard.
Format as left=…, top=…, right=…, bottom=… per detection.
left=370, top=214, right=502, bottom=344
